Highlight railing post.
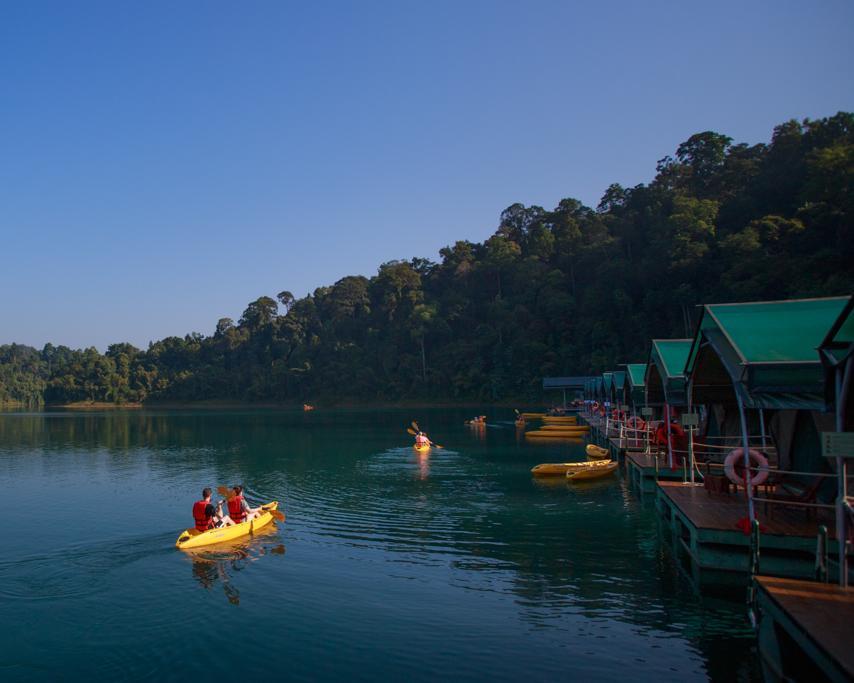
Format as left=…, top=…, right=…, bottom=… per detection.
left=736, top=393, right=755, bottom=522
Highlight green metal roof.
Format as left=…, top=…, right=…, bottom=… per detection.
left=602, top=372, right=613, bottom=393
left=645, top=340, right=692, bottom=406
left=611, top=370, right=626, bottom=404
left=687, top=296, right=850, bottom=410
left=626, top=364, right=646, bottom=388
left=623, top=363, right=647, bottom=407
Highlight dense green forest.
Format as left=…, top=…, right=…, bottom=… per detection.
left=2, top=113, right=852, bottom=406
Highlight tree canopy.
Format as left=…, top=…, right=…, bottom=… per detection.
left=2, top=113, right=852, bottom=406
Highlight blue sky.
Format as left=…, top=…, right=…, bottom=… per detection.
left=1, top=1, right=852, bottom=350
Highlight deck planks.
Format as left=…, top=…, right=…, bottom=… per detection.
left=658, top=480, right=835, bottom=538
left=756, top=576, right=854, bottom=679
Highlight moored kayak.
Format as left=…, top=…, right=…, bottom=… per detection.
left=586, top=444, right=610, bottom=459
left=566, top=461, right=619, bottom=481
left=531, top=461, right=608, bottom=477
left=540, top=425, right=589, bottom=431
left=519, top=412, right=546, bottom=419
left=176, top=502, right=281, bottom=549
left=526, top=429, right=588, bottom=437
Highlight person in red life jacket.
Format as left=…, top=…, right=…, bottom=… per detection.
left=415, top=431, right=430, bottom=448
left=192, top=488, right=234, bottom=531
left=227, top=485, right=262, bottom=524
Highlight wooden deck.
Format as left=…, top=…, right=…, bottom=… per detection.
left=657, top=481, right=836, bottom=538
left=755, top=576, right=854, bottom=682
left=657, top=481, right=844, bottom=580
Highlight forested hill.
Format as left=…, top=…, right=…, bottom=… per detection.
left=2, top=113, right=853, bottom=406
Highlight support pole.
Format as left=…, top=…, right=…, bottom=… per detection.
left=835, top=364, right=848, bottom=588
left=736, top=392, right=754, bottom=522
left=759, top=408, right=766, bottom=449
left=665, top=402, right=673, bottom=470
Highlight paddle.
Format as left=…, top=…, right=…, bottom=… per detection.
left=216, top=486, right=285, bottom=521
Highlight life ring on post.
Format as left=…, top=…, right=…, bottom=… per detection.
left=626, top=416, right=646, bottom=432
left=724, top=448, right=769, bottom=487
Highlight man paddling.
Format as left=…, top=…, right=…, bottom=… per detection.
left=415, top=431, right=430, bottom=448
left=192, top=488, right=234, bottom=531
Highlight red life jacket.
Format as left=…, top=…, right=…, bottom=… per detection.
left=228, top=495, right=247, bottom=523
left=193, top=500, right=214, bottom=531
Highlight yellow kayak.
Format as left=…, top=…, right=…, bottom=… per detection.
left=586, top=444, right=610, bottom=459
left=526, top=429, right=587, bottom=437
left=176, top=502, right=281, bottom=549
left=543, top=416, right=578, bottom=422
left=540, top=425, right=589, bottom=432
left=532, top=460, right=611, bottom=476
left=414, top=443, right=431, bottom=452
left=525, top=436, right=583, bottom=444
left=519, top=412, right=546, bottom=418
left=566, top=461, right=619, bottom=481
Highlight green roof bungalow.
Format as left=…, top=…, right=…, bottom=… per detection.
left=602, top=372, right=614, bottom=406
left=611, top=370, right=627, bottom=407
left=622, top=363, right=647, bottom=412
left=645, top=339, right=693, bottom=468
left=685, top=296, right=851, bottom=523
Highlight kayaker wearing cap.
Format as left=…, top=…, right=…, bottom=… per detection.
left=415, top=431, right=430, bottom=448
left=192, top=488, right=234, bottom=531
left=227, top=485, right=262, bottom=524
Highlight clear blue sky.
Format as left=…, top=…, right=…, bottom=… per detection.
left=1, top=1, right=852, bottom=350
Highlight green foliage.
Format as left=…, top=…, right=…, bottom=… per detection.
left=1, top=113, right=851, bottom=405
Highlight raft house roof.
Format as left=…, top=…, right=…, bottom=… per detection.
left=685, top=296, right=851, bottom=411
left=610, top=370, right=627, bottom=405
left=818, top=296, right=854, bottom=411
left=645, top=339, right=693, bottom=406
left=622, top=363, right=647, bottom=407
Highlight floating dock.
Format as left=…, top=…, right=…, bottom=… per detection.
left=755, top=576, right=853, bottom=682
left=656, top=481, right=841, bottom=581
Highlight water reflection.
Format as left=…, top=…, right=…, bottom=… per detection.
left=182, top=527, right=285, bottom=605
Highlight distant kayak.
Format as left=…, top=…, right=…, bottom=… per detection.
left=414, top=443, right=431, bottom=452
left=176, top=502, right=281, bottom=549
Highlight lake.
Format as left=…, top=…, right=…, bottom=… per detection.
left=0, top=408, right=759, bottom=681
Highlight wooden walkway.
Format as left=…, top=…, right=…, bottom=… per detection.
left=755, top=576, right=854, bottom=682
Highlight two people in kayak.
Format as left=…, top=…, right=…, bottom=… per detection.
left=192, top=485, right=263, bottom=531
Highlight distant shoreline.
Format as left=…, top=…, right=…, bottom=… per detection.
left=27, top=399, right=552, bottom=411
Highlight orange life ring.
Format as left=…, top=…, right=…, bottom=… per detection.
left=626, top=416, right=646, bottom=431
left=724, top=448, right=769, bottom=487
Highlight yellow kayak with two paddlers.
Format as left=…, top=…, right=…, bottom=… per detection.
left=176, top=502, right=282, bottom=550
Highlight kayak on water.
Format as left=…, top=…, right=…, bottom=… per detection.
left=176, top=502, right=281, bottom=550
left=586, top=444, right=610, bottom=459
left=566, top=461, right=619, bottom=482
left=531, top=460, right=611, bottom=476
left=414, top=443, right=431, bottom=452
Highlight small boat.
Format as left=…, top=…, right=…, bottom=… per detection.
left=414, top=443, right=431, bottom=452
left=176, top=502, right=281, bottom=549
left=532, top=461, right=609, bottom=477
left=567, top=461, right=619, bottom=482
left=586, top=444, right=610, bottom=460
left=540, top=425, right=589, bottom=432
left=519, top=412, right=546, bottom=419
left=525, top=429, right=585, bottom=439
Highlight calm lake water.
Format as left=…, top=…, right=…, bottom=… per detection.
left=0, top=408, right=759, bottom=681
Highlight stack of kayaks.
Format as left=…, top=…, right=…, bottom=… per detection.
left=531, top=460, right=612, bottom=477
left=175, top=502, right=281, bottom=549
left=566, top=460, right=619, bottom=482
left=586, top=444, right=610, bottom=460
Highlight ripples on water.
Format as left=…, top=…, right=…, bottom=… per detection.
left=0, top=409, right=759, bottom=681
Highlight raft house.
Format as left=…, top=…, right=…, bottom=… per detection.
left=541, top=376, right=594, bottom=409
left=576, top=296, right=854, bottom=681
